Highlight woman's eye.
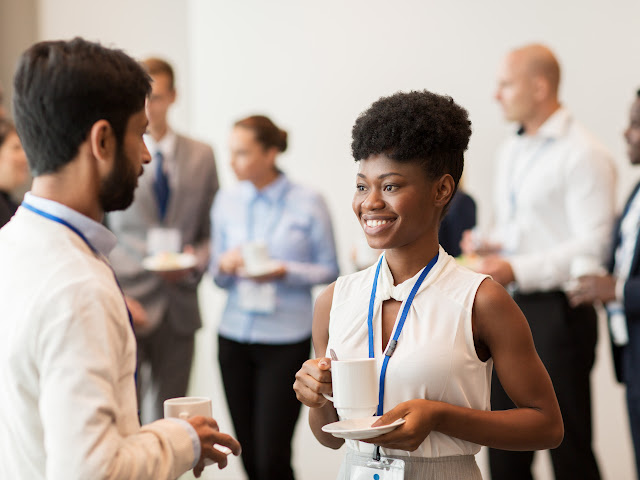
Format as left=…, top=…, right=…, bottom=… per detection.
left=356, top=184, right=366, bottom=191
left=383, top=185, right=397, bottom=192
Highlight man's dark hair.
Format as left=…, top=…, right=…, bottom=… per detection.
left=351, top=90, right=472, bottom=194
left=13, top=37, right=151, bottom=176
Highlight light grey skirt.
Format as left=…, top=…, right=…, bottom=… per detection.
left=337, top=450, right=483, bottom=480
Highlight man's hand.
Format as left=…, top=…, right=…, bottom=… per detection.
left=125, top=296, right=149, bottom=329
left=188, top=416, right=241, bottom=477
left=476, top=255, right=515, bottom=287
left=566, top=274, right=617, bottom=307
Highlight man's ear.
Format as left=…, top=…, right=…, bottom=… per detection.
left=434, top=174, right=455, bottom=207
left=89, top=119, right=116, bottom=173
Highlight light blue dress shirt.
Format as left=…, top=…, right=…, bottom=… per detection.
left=210, top=174, right=339, bottom=344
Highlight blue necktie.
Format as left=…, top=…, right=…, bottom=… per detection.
left=153, top=150, right=170, bottom=221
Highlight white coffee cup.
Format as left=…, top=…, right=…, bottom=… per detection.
left=570, top=255, right=606, bottom=279
left=564, top=255, right=606, bottom=293
left=164, top=396, right=212, bottom=420
left=242, top=241, right=271, bottom=276
left=164, top=397, right=231, bottom=462
left=147, top=227, right=182, bottom=256
left=323, top=358, right=378, bottom=420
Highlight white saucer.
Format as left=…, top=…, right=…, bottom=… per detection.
left=322, top=416, right=405, bottom=440
left=238, top=260, right=283, bottom=278
left=142, top=252, right=197, bottom=272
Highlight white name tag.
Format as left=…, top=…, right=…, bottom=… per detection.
left=347, top=452, right=405, bottom=480
left=237, top=280, right=277, bottom=314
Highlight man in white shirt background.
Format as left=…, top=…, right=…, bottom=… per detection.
left=462, top=44, right=616, bottom=479
left=0, top=37, right=239, bottom=479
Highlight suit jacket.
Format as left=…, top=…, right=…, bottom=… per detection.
left=107, top=134, right=219, bottom=336
left=439, top=189, right=476, bottom=257
left=609, top=181, right=640, bottom=383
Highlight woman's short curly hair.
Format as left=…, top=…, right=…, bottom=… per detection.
left=351, top=90, right=472, bottom=189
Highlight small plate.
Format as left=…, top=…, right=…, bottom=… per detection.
left=321, top=416, right=405, bottom=440
left=142, top=252, right=197, bottom=272
left=237, top=260, right=283, bottom=278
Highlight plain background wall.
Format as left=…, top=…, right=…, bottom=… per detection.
left=6, top=0, right=640, bottom=478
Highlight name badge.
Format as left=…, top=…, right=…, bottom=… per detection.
left=346, top=451, right=405, bottom=480
left=237, top=280, right=277, bottom=314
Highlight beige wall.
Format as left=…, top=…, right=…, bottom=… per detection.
left=0, top=0, right=37, bottom=117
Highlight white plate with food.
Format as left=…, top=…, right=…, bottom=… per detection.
left=142, top=252, right=197, bottom=272
left=321, top=416, right=405, bottom=440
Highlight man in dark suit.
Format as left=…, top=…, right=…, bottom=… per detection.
left=107, top=58, right=219, bottom=422
left=568, top=89, right=640, bottom=479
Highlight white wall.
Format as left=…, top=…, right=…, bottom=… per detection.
left=33, top=0, right=640, bottom=478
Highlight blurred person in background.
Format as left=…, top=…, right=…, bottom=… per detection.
left=0, top=119, right=29, bottom=227
left=107, top=57, right=219, bottom=423
left=567, top=89, right=640, bottom=479
left=462, top=44, right=616, bottom=480
left=439, top=186, right=476, bottom=257
left=210, top=115, right=339, bottom=480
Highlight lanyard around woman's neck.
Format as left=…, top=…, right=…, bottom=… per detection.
left=367, top=252, right=439, bottom=416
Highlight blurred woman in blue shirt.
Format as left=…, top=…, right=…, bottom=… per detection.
left=210, top=115, right=339, bottom=480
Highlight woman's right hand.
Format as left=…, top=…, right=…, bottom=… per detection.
left=294, top=357, right=333, bottom=408
left=218, top=248, right=244, bottom=275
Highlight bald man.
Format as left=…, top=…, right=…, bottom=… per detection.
left=462, top=44, right=616, bottom=479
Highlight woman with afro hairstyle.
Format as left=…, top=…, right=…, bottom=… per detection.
left=294, top=90, right=563, bottom=479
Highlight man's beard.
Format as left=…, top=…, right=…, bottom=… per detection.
left=99, top=144, right=138, bottom=213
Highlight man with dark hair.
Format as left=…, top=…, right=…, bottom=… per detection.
left=0, top=38, right=239, bottom=479
left=106, top=56, right=219, bottom=423
left=462, top=44, right=616, bottom=479
left=568, top=89, right=640, bottom=479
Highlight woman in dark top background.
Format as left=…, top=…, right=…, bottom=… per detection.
left=439, top=188, right=476, bottom=257
left=0, top=119, right=28, bottom=228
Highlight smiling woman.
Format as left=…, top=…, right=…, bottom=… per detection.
left=294, top=90, right=564, bottom=479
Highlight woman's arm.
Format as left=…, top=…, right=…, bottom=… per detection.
left=365, top=278, right=563, bottom=451
left=293, top=282, right=344, bottom=449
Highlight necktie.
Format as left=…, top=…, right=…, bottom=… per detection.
left=153, top=150, right=170, bottom=221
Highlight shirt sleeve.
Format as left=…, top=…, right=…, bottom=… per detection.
left=37, top=278, right=196, bottom=480
left=209, top=192, right=236, bottom=289
left=510, top=146, right=617, bottom=292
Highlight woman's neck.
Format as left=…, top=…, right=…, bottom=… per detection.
left=252, top=169, right=280, bottom=190
left=384, top=238, right=439, bottom=285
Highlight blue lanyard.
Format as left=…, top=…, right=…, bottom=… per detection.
left=367, top=252, right=439, bottom=416
left=21, top=202, right=137, bottom=383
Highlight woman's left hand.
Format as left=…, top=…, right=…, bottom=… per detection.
left=361, top=399, right=442, bottom=451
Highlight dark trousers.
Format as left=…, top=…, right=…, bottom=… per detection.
left=489, top=291, right=601, bottom=480
left=136, top=317, right=195, bottom=423
left=218, top=335, right=311, bottom=480
left=623, top=322, right=640, bottom=480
